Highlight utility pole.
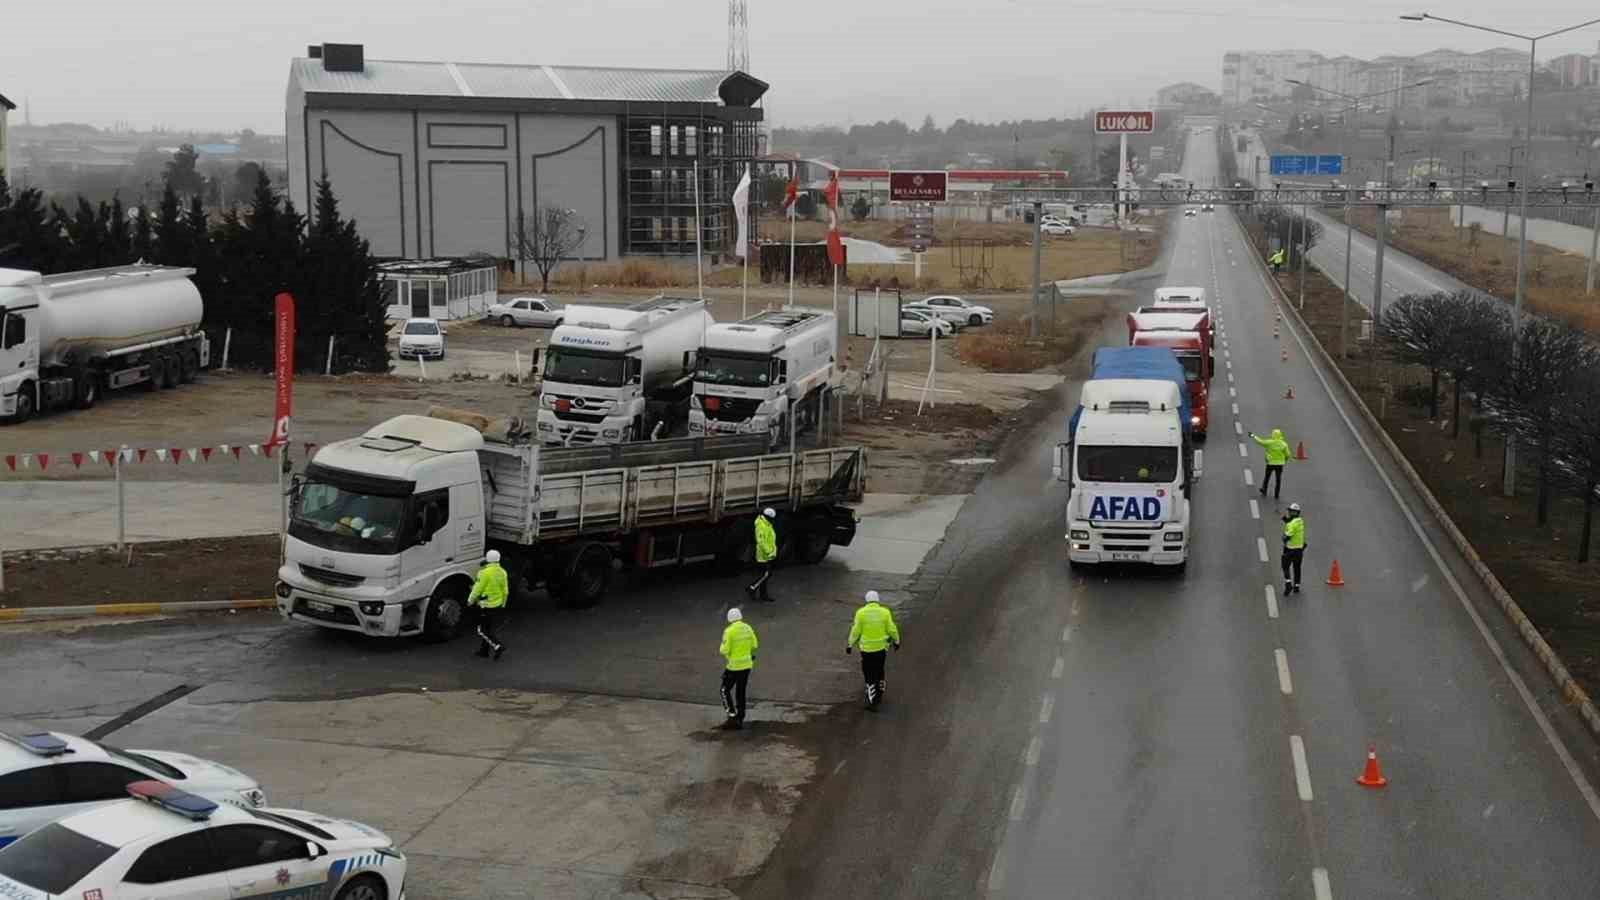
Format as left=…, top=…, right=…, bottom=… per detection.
left=1030, top=201, right=1043, bottom=338
left=1371, top=132, right=1395, bottom=384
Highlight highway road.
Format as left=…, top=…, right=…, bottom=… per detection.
left=1303, top=207, right=1475, bottom=314
left=757, top=127, right=1600, bottom=898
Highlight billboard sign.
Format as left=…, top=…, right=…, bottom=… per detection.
left=890, top=171, right=948, bottom=202
left=1270, top=154, right=1344, bottom=176
left=1095, top=110, right=1155, bottom=134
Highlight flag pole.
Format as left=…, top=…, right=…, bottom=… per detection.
left=693, top=159, right=704, bottom=301
left=742, top=248, right=749, bottom=320
left=787, top=201, right=796, bottom=311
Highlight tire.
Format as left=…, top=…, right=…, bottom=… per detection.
left=501, top=315, right=516, bottom=328
left=968, top=313, right=984, bottom=327
left=333, top=875, right=386, bottom=900
left=9, top=384, right=35, bottom=423
left=76, top=374, right=100, bottom=410
left=561, top=544, right=611, bottom=609
left=798, top=516, right=832, bottom=564
left=179, top=350, right=199, bottom=384
left=158, top=355, right=178, bottom=389
left=420, top=580, right=468, bottom=643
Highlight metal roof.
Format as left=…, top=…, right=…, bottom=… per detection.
left=291, top=57, right=749, bottom=105
left=0, top=92, right=14, bottom=111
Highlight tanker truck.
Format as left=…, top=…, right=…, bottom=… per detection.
left=535, top=295, right=711, bottom=446
left=687, top=307, right=838, bottom=448
left=0, top=265, right=209, bottom=422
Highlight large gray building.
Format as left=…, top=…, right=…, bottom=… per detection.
left=286, top=43, right=766, bottom=263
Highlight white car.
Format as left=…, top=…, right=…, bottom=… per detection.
left=1042, top=221, right=1076, bottom=236
left=908, top=295, right=994, bottom=327
left=396, top=318, right=445, bottom=360
left=899, top=308, right=954, bottom=338
left=1184, top=208, right=1197, bottom=217
left=0, top=781, right=404, bottom=900
left=486, top=297, right=564, bottom=329
left=0, top=731, right=265, bottom=850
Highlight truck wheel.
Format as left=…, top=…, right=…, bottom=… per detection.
left=420, top=581, right=468, bottom=643
left=158, top=355, right=178, bottom=389
left=179, top=350, right=199, bottom=384
left=9, top=384, right=35, bottom=423
left=76, top=374, right=100, bottom=410
left=798, top=515, right=832, bottom=564
left=561, top=544, right=611, bottom=609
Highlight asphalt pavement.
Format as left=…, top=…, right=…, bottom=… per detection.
left=1303, top=207, right=1475, bottom=313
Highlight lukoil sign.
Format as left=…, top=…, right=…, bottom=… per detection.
left=1095, top=111, right=1155, bottom=134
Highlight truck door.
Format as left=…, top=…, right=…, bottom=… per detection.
left=399, top=488, right=453, bottom=580
left=452, top=481, right=485, bottom=562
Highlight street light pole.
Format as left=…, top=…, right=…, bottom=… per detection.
left=1404, top=11, right=1600, bottom=497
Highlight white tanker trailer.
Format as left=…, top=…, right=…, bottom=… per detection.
left=0, top=264, right=210, bottom=421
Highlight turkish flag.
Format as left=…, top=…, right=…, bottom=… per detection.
left=781, top=175, right=799, bottom=217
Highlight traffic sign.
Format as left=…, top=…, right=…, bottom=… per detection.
left=1270, top=154, right=1344, bottom=177
left=1095, top=110, right=1155, bottom=134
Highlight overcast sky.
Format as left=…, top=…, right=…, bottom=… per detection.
left=4, top=1, right=1599, bottom=133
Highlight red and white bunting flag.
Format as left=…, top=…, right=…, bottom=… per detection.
left=154, top=449, right=168, bottom=462
left=71, top=452, right=84, bottom=469
left=218, top=443, right=231, bottom=458
left=103, top=449, right=118, bottom=466
left=4, top=455, right=14, bottom=472
left=185, top=448, right=198, bottom=463
left=36, top=454, right=49, bottom=471
left=18, top=453, right=30, bottom=470
left=170, top=447, right=184, bottom=465
left=248, top=444, right=261, bottom=457
left=137, top=449, right=149, bottom=463
left=201, top=447, right=214, bottom=462
left=230, top=446, right=243, bottom=460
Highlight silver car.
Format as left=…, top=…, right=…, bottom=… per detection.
left=908, top=295, right=995, bottom=327
left=488, top=297, right=564, bottom=328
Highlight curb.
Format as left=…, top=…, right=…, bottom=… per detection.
left=0, top=598, right=278, bottom=622
left=1242, top=217, right=1600, bottom=741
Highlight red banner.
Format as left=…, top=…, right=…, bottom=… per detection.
left=266, top=293, right=296, bottom=449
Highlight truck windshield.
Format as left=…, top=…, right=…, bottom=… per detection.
left=1077, top=445, right=1178, bottom=483
left=546, top=347, right=626, bottom=387
left=697, top=353, right=773, bottom=387
left=1174, top=353, right=1202, bottom=382
left=290, top=478, right=407, bottom=554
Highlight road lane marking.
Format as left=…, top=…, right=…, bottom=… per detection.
left=1250, top=499, right=1260, bottom=519
left=1266, top=585, right=1279, bottom=618
left=1225, top=349, right=1231, bottom=359
left=1228, top=372, right=1235, bottom=383
left=1009, top=787, right=1026, bottom=820
left=1277, top=280, right=1600, bottom=823
left=1291, top=735, right=1314, bottom=801
left=1238, top=442, right=1248, bottom=458
left=1026, top=735, right=1042, bottom=766
left=1313, top=868, right=1333, bottom=900
left=1051, top=656, right=1064, bottom=679
left=1062, top=625, right=1074, bottom=643
left=1257, top=537, right=1269, bottom=562
left=1244, top=468, right=1254, bottom=486
left=1275, top=649, right=1294, bottom=694
left=1232, top=402, right=1240, bottom=415
left=1235, top=422, right=1243, bottom=436
left=1039, top=695, right=1055, bottom=724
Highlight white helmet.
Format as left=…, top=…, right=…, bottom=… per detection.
left=763, top=507, right=777, bottom=518
left=349, top=517, right=366, bottom=531
left=864, top=590, right=880, bottom=603
left=1288, top=502, right=1302, bottom=513
left=484, top=549, right=502, bottom=564
left=727, top=607, right=743, bottom=623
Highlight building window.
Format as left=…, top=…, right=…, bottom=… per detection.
left=650, top=125, right=662, bottom=157
left=685, top=126, right=697, bottom=157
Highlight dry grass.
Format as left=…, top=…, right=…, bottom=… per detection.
left=955, top=299, right=1110, bottom=372
left=1341, top=208, right=1600, bottom=334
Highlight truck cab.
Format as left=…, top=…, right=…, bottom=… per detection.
left=1128, top=324, right=1212, bottom=437
left=277, top=416, right=487, bottom=640
left=688, top=309, right=836, bottom=447
left=0, top=280, right=41, bottom=420
left=1054, top=379, right=1192, bottom=570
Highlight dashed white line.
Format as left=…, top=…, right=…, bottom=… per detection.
left=1228, top=372, right=1235, bottom=383
left=1025, top=735, right=1043, bottom=766
left=1232, top=402, right=1240, bottom=415
left=1234, top=421, right=1243, bottom=436
left=1265, top=584, right=1279, bottom=618
left=1039, top=695, right=1055, bottom=724
left=1244, top=468, right=1254, bottom=486
left=1051, top=656, right=1064, bottom=679
left=1275, top=649, right=1294, bottom=695
left=1313, top=868, right=1333, bottom=900
left=1250, top=498, right=1260, bottom=519
left=1257, top=537, right=1269, bottom=562
left=1290, top=735, right=1315, bottom=801
left=1061, top=625, right=1074, bottom=643
left=1009, top=786, right=1027, bottom=820
left=1238, top=442, right=1249, bottom=458
left=1230, top=386, right=1237, bottom=397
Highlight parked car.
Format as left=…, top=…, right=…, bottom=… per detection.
left=486, top=297, right=564, bottom=328
left=1184, top=208, right=1198, bottom=217
left=899, top=308, right=954, bottom=338
left=1042, top=221, right=1077, bottom=236
left=396, top=318, right=445, bottom=360
left=0, top=730, right=266, bottom=850
left=907, top=295, right=995, bottom=327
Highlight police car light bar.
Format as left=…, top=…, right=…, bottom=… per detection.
left=127, top=780, right=218, bottom=821
left=0, top=731, right=72, bottom=757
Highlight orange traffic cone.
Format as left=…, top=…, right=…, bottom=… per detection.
left=1356, top=745, right=1388, bottom=788
left=1295, top=441, right=1309, bottom=460
left=1326, top=559, right=1346, bottom=586
left=1284, top=385, right=1295, bottom=399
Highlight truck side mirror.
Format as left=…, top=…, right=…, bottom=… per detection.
left=1052, top=442, right=1071, bottom=482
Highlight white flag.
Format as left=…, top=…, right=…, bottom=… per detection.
left=732, top=165, right=752, bottom=259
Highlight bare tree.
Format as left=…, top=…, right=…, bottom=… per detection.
left=510, top=206, right=588, bottom=292
left=1380, top=292, right=1455, bottom=419
left=1555, top=349, right=1600, bottom=561
left=1442, top=293, right=1510, bottom=439
left=1498, top=315, right=1590, bottom=526
left=1382, top=291, right=1509, bottom=429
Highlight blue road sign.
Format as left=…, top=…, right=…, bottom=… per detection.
left=1272, top=154, right=1344, bottom=176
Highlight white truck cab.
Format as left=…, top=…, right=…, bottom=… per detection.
left=689, top=308, right=837, bottom=447
left=277, top=416, right=486, bottom=640
left=1053, top=379, right=1193, bottom=569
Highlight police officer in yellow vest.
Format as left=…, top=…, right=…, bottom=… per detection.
left=1282, top=503, right=1307, bottom=595
left=748, top=508, right=778, bottom=603
left=1270, top=247, right=1286, bottom=273
left=719, top=607, right=759, bottom=730
left=1249, top=428, right=1292, bottom=500
left=468, top=549, right=510, bottom=659
left=846, top=590, right=901, bottom=709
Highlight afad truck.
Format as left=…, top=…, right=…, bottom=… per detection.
left=536, top=296, right=712, bottom=446
left=0, top=265, right=209, bottom=422
left=276, top=411, right=864, bottom=640
left=688, top=308, right=838, bottom=448
left=1053, top=347, right=1197, bottom=571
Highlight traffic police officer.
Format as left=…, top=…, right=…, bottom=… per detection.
left=748, top=508, right=778, bottom=603
left=468, top=549, right=509, bottom=659
left=845, top=590, right=901, bottom=709
left=1249, top=428, right=1292, bottom=500
left=719, top=607, right=759, bottom=729
left=1282, top=503, right=1307, bottom=594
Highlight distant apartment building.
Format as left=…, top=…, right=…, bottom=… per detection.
left=0, top=92, right=13, bottom=175
left=1153, top=82, right=1220, bottom=108
left=1223, top=47, right=1530, bottom=108
left=1548, top=51, right=1598, bottom=89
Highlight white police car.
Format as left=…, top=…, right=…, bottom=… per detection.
left=0, top=781, right=405, bottom=900
left=0, top=731, right=266, bottom=850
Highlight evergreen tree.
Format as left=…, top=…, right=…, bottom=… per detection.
left=155, top=185, right=186, bottom=265
left=300, top=177, right=388, bottom=373
left=0, top=183, right=64, bottom=272
left=107, top=196, right=133, bottom=264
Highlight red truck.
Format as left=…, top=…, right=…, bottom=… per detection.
left=1126, top=309, right=1213, bottom=439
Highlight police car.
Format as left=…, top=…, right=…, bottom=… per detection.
left=0, top=781, right=405, bottom=900
left=0, top=731, right=266, bottom=850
